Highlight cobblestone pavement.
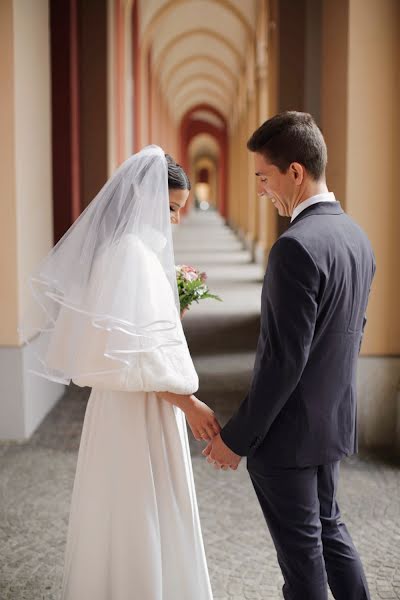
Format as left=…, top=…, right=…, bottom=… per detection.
left=0, top=210, right=399, bottom=599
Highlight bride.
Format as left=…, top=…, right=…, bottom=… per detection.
left=20, top=145, right=219, bottom=599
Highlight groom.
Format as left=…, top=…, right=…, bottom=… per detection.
left=203, top=111, right=375, bottom=599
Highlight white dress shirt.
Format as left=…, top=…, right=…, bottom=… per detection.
left=290, top=192, right=336, bottom=223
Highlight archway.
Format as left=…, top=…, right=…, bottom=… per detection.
left=180, top=104, right=228, bottom=218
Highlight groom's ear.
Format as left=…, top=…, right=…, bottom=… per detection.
left=290, top=162, right=304, bottom=185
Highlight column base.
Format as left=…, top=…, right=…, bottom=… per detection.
left=243, top=231, right=257, bottom=258
left=357, top=355, right=400, bottom=456
left=254, top=240, right=269, bottom=269
left=0, top=339, right=65, bottom=440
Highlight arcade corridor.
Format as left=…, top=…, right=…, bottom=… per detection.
left=1, top=1, right=399, bottom=598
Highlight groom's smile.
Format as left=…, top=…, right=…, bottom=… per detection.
left=253, top=151, right=318, bottom=219
left=254, top=152, right=292, bottom=218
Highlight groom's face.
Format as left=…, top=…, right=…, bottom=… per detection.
left=254, top=152, right=294, bottom=217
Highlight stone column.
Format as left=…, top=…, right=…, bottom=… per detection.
left=321, top=0, right=400, bottom=452
left=244, top=42, right=258, bottom=256
left=227, top=110, right=240, bottom=229
left=0, top=0, right=64, bottom=439
left=254, top=0, right=279, bottom=267
left=238, top=109, right=248, bottom=238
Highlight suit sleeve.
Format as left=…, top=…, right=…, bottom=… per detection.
left=220, top=236, right=319, bottom=456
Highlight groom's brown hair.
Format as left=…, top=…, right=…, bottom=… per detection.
left=247, top=111, right=327, bottom=181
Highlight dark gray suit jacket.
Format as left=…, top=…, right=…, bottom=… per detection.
left=220, top=201, right=376, bottom=468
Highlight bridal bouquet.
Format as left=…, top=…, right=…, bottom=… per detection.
left=176, top=265, right=222, bottom=313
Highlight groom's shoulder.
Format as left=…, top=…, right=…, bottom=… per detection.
left=271, top=211, right=374, bottom=268
left=271, top=232, right=305, bottom=253
left=270, top=222, right=333, bottom=269
left=268, top=233, right=317, bottom=269
left=285, top=208, right=372, bottom=249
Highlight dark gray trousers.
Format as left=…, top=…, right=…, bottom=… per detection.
left=248, top=460, right=371, bottom=600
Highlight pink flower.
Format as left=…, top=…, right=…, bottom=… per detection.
left=181, top=265, right=197, bottom=274
left=184, top=271, right=198, bottom=282
left=176, top=264, right=209, bottom=284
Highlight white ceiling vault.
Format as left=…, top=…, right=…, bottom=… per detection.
left=189, top=133, right=220, bottom=161
left=139, top=0, right=257, bottom=125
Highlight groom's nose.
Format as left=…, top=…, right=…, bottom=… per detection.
left=257, top=180, right=266, bottom=196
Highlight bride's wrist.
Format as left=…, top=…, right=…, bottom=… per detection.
left=156, top=391, right=195, bottom=413
left=177, top=394, right=196, bottom=413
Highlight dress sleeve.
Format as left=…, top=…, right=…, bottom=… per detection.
left=124, top=318, right=199, bottom=395
left=72, top=317, right=199, bottom=395
left=46, top=234, right=198, bottom=394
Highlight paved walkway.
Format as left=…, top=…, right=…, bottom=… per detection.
left=0, top=209, right=399, bottom=599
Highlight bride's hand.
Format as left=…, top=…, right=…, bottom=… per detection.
left=180, top=307, right=189, bottom=319
left=184, top=396, right=221, bottom=441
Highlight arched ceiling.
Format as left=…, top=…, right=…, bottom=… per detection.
left=139, top=0, right=256, bottom=125
left=179, top=96, right=229, bottom=121
left=189, top=133, right=220, bottom=162
left=190, top=110, right=225, bottom=129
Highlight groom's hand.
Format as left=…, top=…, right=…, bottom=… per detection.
left=202, top=434, right=241, bottom=470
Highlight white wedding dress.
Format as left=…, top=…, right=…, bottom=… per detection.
left=56, top=236, right=214, bottom=599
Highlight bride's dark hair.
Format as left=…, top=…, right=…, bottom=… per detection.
left=165, top=154, right=191, bottom=191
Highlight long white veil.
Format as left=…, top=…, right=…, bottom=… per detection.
left=19, top=145, right=182, bottom=385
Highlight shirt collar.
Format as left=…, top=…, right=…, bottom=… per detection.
left=290, top=192, right=336, bottom=223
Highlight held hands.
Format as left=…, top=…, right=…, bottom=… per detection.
left=183, top=396, right=242, bottom=471
left=202, top=435, right=242, bottom=471
left=179, top=308, right=238, bottom=469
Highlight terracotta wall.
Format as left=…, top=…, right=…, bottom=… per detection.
left=79, top=0, right=109, bottom=207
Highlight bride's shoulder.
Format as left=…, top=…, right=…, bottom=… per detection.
left=113, top=233, right=152, bottom=259
left=121, top=228, right=166, bottom=253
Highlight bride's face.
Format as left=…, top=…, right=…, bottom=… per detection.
left=169, top=188, right=189, bottom=224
